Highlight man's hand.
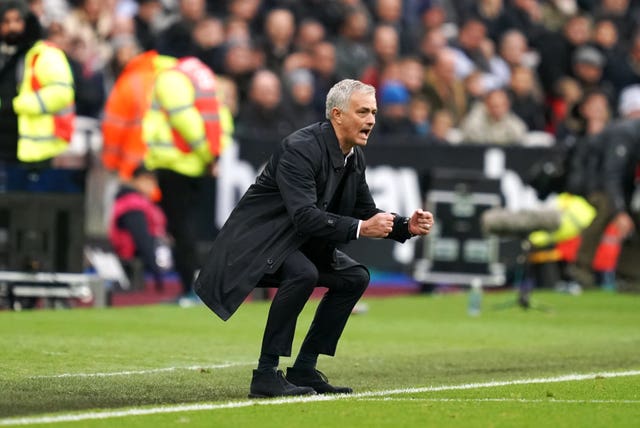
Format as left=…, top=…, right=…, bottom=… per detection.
left=360, top=212, right=395, bottom=238
left=408, top=209, right=434, bottom=236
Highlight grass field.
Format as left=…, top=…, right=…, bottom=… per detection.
left=1, top=289, right=639, bottom=427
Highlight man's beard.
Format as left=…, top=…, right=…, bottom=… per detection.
left=2, top=31, right=24, bottom=46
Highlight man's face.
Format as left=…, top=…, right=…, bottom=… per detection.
left=1, top=9, right=25, bottom=45
left=334, top=90, right=377, bottom=149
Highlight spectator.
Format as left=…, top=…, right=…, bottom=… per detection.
left=536, top=13, right=592, bottom=95
left=310, top=40, right=339, bottom=119
left=235, top=69, right=297, bottom=158
left=375, top=80, right=414, bottom=136
left=294, top=18, right=326, bottom=54
left=360, top=24, right=400, bottom=91
left=259, top=8, right=296, bottom=75
left=192, top=15, right=226, bottom=74
left=109, top=165, right=171, bottom=291
left=417, top=25, right=447, bottom=67
left=508, top=65, right=546, bottom=131
left=422, top=48, right=468, bottom=125
left=371, top=0, right=415, bottom=55
left=155, top=0, right=206, bottom=58
left=429, top=109, right=455, bottom=144
left=460, top=88, right=528, bottom=144
left=63, top=0, right=114, bottom=72
left=571, top=45, right=616, bottom=105
left=284, top=68, right=320, bottom=128
left=334, top=6, right=373, bottom=80
left=408, top=94, right=431, bottom=137
left=471, top=0, right=512, bottom=44
left=133, top=0, right=162, bottom=52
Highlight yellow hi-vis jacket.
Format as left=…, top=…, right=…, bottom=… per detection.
left=13, top=40, right=75, bottom=162
left=143, top=56, right=232, bottom=177
left=529, top=193, right=597, bottom=248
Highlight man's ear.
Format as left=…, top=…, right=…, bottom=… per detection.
left=332, top=107, right=342, bottom=124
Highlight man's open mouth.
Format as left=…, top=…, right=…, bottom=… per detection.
left=360, top=129, right=371, bottom=138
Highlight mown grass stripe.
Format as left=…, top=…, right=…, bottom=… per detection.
left=2, top=369, right=639, bottom=426
left=29, top=362, right=254, bottom=379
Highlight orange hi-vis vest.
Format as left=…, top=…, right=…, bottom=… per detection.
left=15, top=40, right=75, bottom=162
left=102, top=51, right=159, bottom=179
left=167, top=57, right=222, bottom=157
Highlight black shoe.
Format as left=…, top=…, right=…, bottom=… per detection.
left=248, top=369, right=317, bottom=399
left=286, top=367, right=353, bottom=394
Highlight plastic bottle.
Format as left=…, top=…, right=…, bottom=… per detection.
left=468, top=278, right=483, bottom=316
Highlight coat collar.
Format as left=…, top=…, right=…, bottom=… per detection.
left=320, top=121, right=354, bottom=170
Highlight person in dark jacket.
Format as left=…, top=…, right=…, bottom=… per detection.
left=195, top=79, right=434, bottom=398
left=109, top=166, right=171, bottom=291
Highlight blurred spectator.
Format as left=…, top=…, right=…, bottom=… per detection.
left=133, top=0, right=162, bottom=51
left=603, top=30, right=640, bottom=98
left=235, top=69, right=297, bottom=155
left=310, top=40, right=339, bottom=119
left=546, top=76, right=584, bottom=135
left=536, top=13, right=592, bottom=95
left=192, top=15, right=225, bottom=73
left=422, top=48, right=468, bottom=125
left=294, top=18, right=326, bottom=54
left=408, top=94, right=431, bottom=137
left=571, top=45, right=616, bottom=105
left=461, top=88, right=528, bottom=144
left=371, top=0, right=415, bottom=55
left=64, top=0, right=114, bottom=72
left=109, top=165, right=171, bottom=291
left=259, top=8, right=296, bottom=75
left=508, top=65, right=546, bottom=131
left=155, top=0, right=206, bottom=58
left=498, top=29, right=534, bottom=71
left=450, top=17, right=491, bottom=78
left=429, top=109, right=455, bottom=144
left=222, top=38, right=261, bottom=103
left=470, top=0, right=511, bottom=44
left=417, top=25, right=447, bottom=67
left=375, top=80, right=414, bottom=136
left=66, top=35, right=107, bottom=119
left=284, top=67, right=319, bottom=128
left=334, top=6, right=373, bottom=80
left=360, top=24, right=399, bottom=91
left=504, top=0, right=546, bottom=41
left=594, top=0, right=639, bottom=43
left=540, top=0, right=579, bottom=32
left=107, top=34, right=140, bottom=84
left=397, top=55, right=425, bottom=96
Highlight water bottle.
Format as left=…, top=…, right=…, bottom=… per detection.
left=468, top=278, right=483, bottom=316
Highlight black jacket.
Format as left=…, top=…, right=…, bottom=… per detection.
left=600, top=118, right=640, bottom=214
left=195, top=121, right=412, bottom=320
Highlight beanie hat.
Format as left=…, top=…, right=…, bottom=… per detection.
left=380, top=81, right=410, bottom=106
left=618, top=85, right=640, bottom=117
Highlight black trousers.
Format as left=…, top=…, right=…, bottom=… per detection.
left=259, top=249, right=369, bottom=357
left=156, top=169, right=202, bottom=294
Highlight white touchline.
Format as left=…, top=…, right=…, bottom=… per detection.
left=2, top=369, right=639, bottom=426
left=359, top=398, right=640, bottom=404
left=29, top=362, right=255, bottom=379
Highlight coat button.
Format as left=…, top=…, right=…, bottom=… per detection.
left=322, top=202, right=328, bottom=208
left=267, top=258, right=274, bottom=265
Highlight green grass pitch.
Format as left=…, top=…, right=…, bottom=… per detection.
left=1, top=289, right=639, bottom=427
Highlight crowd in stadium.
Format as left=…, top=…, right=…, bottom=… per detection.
left=18, top=0, right=640, bottom=145
left=2, top=0, right=640, bottom=298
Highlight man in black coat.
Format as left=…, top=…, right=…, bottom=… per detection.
left=195, top=79, right=434, bottom=398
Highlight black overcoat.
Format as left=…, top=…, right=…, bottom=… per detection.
left=195, top=121, right=411, bottom=320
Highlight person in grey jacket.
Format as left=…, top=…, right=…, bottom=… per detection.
left=195, top=79, right=434, bottom=398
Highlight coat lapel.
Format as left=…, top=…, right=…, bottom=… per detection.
left=318, top=122, right=347, bottom=210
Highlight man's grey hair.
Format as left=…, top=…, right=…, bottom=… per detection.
left=325, top=79, right=375, bottom=120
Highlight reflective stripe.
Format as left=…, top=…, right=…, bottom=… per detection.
left=165, top=104, right=192, bottom=115
left=35, top=92, right=47, bottom=113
